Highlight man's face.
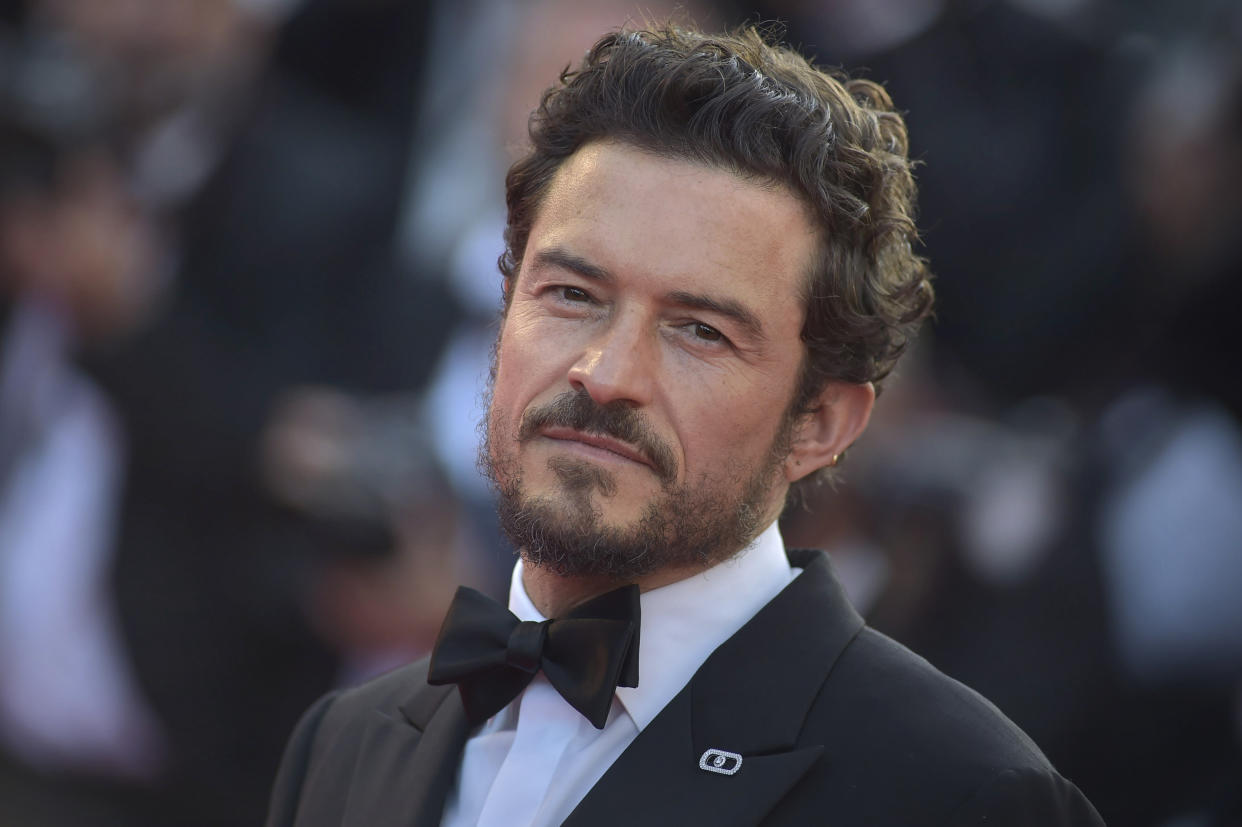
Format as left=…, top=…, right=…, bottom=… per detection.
left=484, top=141, right=820, bottom=580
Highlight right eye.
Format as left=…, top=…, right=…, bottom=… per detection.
left=559, top=286, right=591, bottom=302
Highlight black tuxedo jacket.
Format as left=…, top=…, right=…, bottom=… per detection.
left=266, top=550, right=1104, bottom=826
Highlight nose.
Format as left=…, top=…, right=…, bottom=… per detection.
left=567, top=312, right=655, bottom=407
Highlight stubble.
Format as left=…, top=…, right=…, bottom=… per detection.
left=482, top=387, right=794, bottom=580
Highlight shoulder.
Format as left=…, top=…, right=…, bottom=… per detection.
left=305, top=657, right=443, bottom=744
left=823, top=627, right=1049, bottom=768
left=266, top=658, right=444, bottom=826
left=781, top=625, right=1102, bottom=824
left=779, top=550, right=1051, bottom=769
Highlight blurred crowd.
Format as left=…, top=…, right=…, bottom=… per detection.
left=0, top=0, right=1238, bottom=825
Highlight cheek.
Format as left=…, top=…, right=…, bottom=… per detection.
left=492, top=322, right=572, bottom=424
left=497, top=310, right=572, bottom=372
left=488, top=345, right=527, bottom=439
left=674, top=380, right=792, bottom=464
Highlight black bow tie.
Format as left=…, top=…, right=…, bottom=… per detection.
left=426, top=584, right=641, bottom=729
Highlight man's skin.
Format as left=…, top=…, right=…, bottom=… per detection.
left=484, top=139, right=875, bottom=616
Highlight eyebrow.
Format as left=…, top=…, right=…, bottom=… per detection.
left=666, top=290, right=766, bottom=342
left=531, top=246, right=767, bottom=342
left=530, top=248, right=613, bottom=282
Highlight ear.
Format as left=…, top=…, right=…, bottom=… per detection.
left=783, top=381, right=875, bottom=483
left=500, top=276, right=515, bottom=311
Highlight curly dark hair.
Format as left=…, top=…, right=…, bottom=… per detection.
left=501, top=23, right=933, bottom=414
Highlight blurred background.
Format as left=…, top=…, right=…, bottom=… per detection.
left=0, top=0, right=1238, bottom=824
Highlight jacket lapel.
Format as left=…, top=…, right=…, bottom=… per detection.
left=338, top=681, right=470, bottom=827
left=564, top=550, right=863, bottom=826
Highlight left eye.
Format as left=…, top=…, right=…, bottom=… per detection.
left=693, top=323, right=723, bottom=342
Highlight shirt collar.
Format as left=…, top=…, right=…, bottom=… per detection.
left=508, top=520, right=797, bottom=732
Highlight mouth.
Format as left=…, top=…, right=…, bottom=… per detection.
left=538, top=426, right=655, bottom=470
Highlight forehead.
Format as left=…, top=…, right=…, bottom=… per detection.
left=522, top=141, right=819, bottom=331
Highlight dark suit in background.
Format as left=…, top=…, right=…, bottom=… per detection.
left=77, top=3, right=454, bottom=824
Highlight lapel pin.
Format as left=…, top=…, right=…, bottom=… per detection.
left=699, top=748, right=743, bottom=776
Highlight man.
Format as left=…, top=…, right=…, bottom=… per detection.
left=267, top=25, right=1104, bottom=826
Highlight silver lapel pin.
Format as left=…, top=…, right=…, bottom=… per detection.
left=699, top=748, right=743, bottom=776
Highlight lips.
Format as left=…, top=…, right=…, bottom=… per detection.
left=539, top=426, right=654, bottom=469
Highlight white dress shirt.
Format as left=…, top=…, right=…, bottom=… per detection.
left=440, top=520, right=798, bottom=827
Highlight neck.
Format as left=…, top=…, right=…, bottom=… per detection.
left=521, top=559, right=710, bottom=618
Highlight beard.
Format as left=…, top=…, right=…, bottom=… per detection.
left=481, top=387, right=795, bottom=581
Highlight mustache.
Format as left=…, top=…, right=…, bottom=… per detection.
left=518, top=389, right=679, bottom=484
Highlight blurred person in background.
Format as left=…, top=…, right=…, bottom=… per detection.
left=1085, top=4, right=1242, bottom=823
left=0, top=112, right=167, bottom=820
left=0, top=0, right=460, bottom=825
